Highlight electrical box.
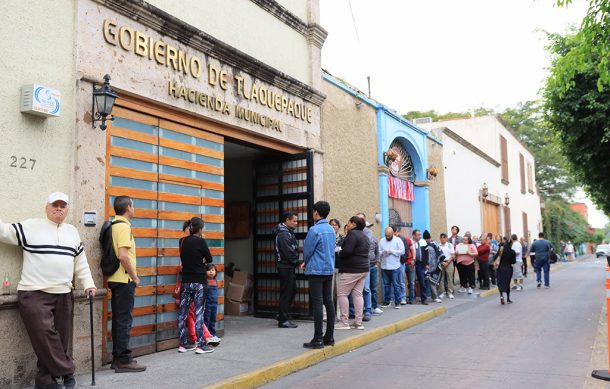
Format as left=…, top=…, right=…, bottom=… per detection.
left=84, top=211, right=97, bottom=227
left=20, top=84, right=61, bottom=117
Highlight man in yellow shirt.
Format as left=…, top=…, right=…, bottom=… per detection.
left=108, top=196, right=146, bottom=373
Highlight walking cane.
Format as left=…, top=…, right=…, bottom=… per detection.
left=89, top=291, right=96, bottom=386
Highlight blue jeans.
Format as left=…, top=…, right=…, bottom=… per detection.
left=534, top=260, right=550, bottom=286
left=398, top=263, right=407, bottom=301
left=204, top=285, right=218, bottom=336
left=382, top=268, right=401, bottom=305
left=363, top=270, right=372, bottom=315
left=370, top=266, right=379, bottom=309
left=415, top=262, right=430, bottom=302
left=405, top=264, right=416, bottom=302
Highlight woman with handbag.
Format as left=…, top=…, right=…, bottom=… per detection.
left=494, top=238, right=516, bottom=305
left=177, top=217, right=214, bottom=354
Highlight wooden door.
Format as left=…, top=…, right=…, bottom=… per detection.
left=482, top=201, right=500, bottom=237
left=104, top=104, right=225, bottom=361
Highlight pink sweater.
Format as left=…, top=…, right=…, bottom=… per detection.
left=455, top=243, right=477, bottom=266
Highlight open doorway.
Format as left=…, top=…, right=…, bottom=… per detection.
left=223, top=140, right=314, bottom=319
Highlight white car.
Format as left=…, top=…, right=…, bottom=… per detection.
left=596, top=244, right=609, bottom=258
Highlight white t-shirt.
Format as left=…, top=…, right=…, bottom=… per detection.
left=512, top=241, right=523, bottom=262
left=439, top=242, right=454, bottom=260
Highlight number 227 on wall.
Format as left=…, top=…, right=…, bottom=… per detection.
left=9, top=156, right=36, bottom=170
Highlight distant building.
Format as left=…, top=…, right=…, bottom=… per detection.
left=570, top=202, right=589, bottom=222
left=421, top=116, right=542, bottom=240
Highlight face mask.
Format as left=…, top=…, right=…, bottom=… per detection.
left=385, top=236, right=393, bottom=241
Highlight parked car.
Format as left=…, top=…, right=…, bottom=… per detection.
left=596, top=244, right=609, bottom=258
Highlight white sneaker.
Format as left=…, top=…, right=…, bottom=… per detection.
left=178, top=344, right=196, bottom=353
left=335, top=323, right=351, bottom=330
left=467, top=287, right=473, bottom=294
left=434, top=298, right=442, bottom=303
left=458, top=287, right=466, bottom=293
left=394, top=305, right=401, bottom=309
left=544, top=285, right=550, bottom=289
left=354, top=324, right=365, bottom=330
left=518, top=285, right=524, bottom=291
left=372, top=308, right=384, bottom=315
left=439, top=293, right=446, bottom=299
left=448, top=293, right=455, bottom=299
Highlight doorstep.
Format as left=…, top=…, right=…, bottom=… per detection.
left=71, top=297, right=473, bottom=389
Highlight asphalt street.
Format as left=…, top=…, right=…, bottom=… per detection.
left=263, top=256, right=607, bottom=389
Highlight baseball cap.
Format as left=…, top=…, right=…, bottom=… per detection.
left=47, top=192, right=70, bottom=205
left=366, top=222, right=374, bottom=228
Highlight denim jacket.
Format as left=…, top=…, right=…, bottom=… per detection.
left=304, top=218, right=335, bottom=276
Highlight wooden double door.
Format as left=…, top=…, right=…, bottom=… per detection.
left=103, top=103, right=225, bottom=361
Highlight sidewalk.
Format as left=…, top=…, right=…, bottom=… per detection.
left=72, top=293, right=478, bottom=389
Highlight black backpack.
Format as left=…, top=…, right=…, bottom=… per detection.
left=99, top=220, right=126, bottom=276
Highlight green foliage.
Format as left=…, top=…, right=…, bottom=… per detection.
left=555, top=0, right=610, bottom=92
left=499, top=101, right=577, bottom=200
left=544, top=30, right=610, bottom=215
left=403, top=107, right=496, bottom=123
left=543, top=198, right=593, bottom=247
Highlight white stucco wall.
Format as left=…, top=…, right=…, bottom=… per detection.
left=442, top=135, right=500, bottom=235
left=276, top=0, right=309, bottom=20
left=0, top=0, right=77, bottom=290
left=425, top=117, right=542, bottom=240
left=145, top=0, right=313, bottom=85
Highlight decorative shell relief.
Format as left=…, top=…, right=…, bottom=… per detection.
left=387, top=139, right=416, bottom=182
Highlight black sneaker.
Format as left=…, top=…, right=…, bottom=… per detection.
left=63, top=374, right=77, bottom=389
left=362, top=315, right=371, bottom=322
left=537, top=282, right=541, bottom=288
left=421, top=300, right=428, bottom=305
left=303, top=339, right=324, bottom=349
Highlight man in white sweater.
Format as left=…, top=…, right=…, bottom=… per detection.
left=0, top=192, right=96, bottom=389
left=379, top=227, right=405, bottom=309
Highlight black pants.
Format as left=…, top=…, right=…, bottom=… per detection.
left=109, top=281, right=136, bottom=363
left=458, top=263, right=476, bottom=288
left=522, top=258, right=528, bottom=276
left=490, top=264, right=497, bottom=285
left=278, top=266, right=296, bottom=323
left=308, top=275, right=334, bottom=341
left=478, top=261, right=490, bottom=288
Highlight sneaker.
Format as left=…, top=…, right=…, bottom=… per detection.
left=354, top=324, right=365, bottom=330
left=537, top=282, right=541, bottom=288
left=458, top=287, right=466, bottom=293
left=363, top=315, right=371, bottom=322
left=178, top=344, right=196, bottom=353
left=467, top=287, right=473, bottom=294
left=372, top=307, right=384, bottom=315
left=511, top=285, right=518, bottom=290
left=394, top=305, right=401, bottom=309
left=434, top=298, right=442, bottom=303
left=206, top=336, right=221, bottom=347
left=518, top=285, right=524, bottom=291
left=335, top=322, right=351, bottom=330
left=400, top=299, right=407, bottom=305
left=448, top=293, right=455, bottom=299
left=381, top=302, right=390, bottom=308
left=113, top=360, right=147, bottom=373
left=195, top=345, right=215, bottom=354
left=439, top=293, right=446, bottom=299
left=544, top=285, right=550, bottom=289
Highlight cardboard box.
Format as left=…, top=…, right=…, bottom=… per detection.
left=225, top=299, right=249, bottom=316
left=232, top=271, right=253, bottom=288
left=226, top=282, right=253, bottom=302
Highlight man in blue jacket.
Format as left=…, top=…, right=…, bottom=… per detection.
left=530, top=232, right=553, bottom=288
left=303, top=201, right=336, bottom=349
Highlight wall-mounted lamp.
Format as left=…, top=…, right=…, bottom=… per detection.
left=355, top=101, right=363, bottom=109
left=427, top=167, right=439, bottom=180
left=374, top=212, right=382, bottom=224
left=92, top=74, right=118, bottom=131
left=383, top=148, right=398, bottom=166
left=482, top=182, right=489, bottom=199
left=504, top=193, right=510, bottom=207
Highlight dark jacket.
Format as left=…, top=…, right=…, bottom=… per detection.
left=274, top=223, right=299, bottom=268
left=337, top=229, right=370, bottom=273
left=179, top=235, right=213, bottom=284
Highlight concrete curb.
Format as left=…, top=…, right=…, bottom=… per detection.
left=203, top=307, right=447, bottom=389
left=478, top=262, right=568, bottom=299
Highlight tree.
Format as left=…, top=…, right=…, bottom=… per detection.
left=499, top=101, right=578, bottom=200
left=543, top=198, right=593, bottom=248
left=544, top=30, right=610, bottom=215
